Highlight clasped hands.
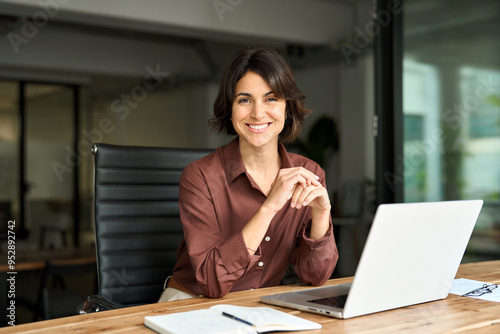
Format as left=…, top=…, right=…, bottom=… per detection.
left=265, top=167, right=331, bottom=214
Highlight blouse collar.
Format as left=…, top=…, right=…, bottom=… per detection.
left=223, top=137, right=295, bottom=184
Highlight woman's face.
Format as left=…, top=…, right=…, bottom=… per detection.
left=231, top=71, right=286, bottom=150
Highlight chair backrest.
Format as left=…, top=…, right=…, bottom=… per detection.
left=92, top=143, right=212, bottom=306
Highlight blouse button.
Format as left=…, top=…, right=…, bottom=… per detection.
left=258, top=262, right=264, bottom=267
left=265, top=236, right=270, bottom=242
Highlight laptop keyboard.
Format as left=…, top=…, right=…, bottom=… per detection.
left=307, top=294, right=348, bottom=308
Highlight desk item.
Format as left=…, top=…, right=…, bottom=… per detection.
left=144, top=304, right=321, bottom=334
left=262, top=200, right=484, bottom=319
left=222, top=311, right=254, bottom=326
left=450, top=278, right=500, bottom=302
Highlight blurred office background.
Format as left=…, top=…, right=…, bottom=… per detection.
left=0, top=0, right=499, bottom=323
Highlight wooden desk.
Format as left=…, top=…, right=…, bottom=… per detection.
left=0, top=246, right=96, bottom=271
left=2, top=260, right=499, bottom=333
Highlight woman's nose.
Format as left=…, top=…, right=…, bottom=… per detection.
left=251, top=102, right=266, bottom=119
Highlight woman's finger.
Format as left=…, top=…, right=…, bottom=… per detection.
left=302, top=186, right=331, bottom=211
left=280, top=168, right=321, bottom=188
left=290, top=184, right=304, bottom=208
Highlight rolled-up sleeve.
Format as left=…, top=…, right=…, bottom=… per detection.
left=291, top=221, right=338, bottom=286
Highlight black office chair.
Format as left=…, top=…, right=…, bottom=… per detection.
left=86, top=143, right=212, bottom=311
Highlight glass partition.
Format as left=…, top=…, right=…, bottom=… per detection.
left=403, top=0, right=500, bottom=261
left=25, top=83, right=75, bottom=248
left=0, top=82, right=77, bottom=249
left=0, top=81, right=20, bottom=238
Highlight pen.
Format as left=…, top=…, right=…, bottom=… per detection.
left=222, top=312, right=254, bottom=326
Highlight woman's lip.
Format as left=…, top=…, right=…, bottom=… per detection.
left=247, top=123, right=270, bottom=131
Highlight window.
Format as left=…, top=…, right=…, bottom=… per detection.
left=403, top=0, right=500, bottom=262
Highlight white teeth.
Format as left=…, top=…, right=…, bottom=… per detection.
left=249, top=124, right=269, bottom=130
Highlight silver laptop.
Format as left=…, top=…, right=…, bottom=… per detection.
left=261, top=200, right=483, bottom=319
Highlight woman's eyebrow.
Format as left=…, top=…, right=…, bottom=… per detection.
left=235, top=91, right=274, bottom=98
left=235, top=92, right=252, bottom=98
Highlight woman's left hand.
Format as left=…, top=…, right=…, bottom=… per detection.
left=289, top=182, right=331, bottom=213
left=290, top=182, right=332, bottom=240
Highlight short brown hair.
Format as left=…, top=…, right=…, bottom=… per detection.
left=210, top=47, right=312, bottom=144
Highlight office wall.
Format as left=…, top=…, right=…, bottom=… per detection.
left=0, top=24, right=209, bottom=83
left=89, top=84, right=204, bottom=148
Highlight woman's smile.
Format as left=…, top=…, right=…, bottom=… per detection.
left=247, top=123, right=271, bottom=132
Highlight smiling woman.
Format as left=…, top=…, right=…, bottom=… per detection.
left=158, top=47, right=339, bottom=302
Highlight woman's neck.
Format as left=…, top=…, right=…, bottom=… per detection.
left=239, top=140, right=280, bottom=171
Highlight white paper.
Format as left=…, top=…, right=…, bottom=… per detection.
left=145, top=309, right=256, bottom=334
left=209, top=304, right=322, bottom=331
left=449, top=278, right=500, bottom=303
left=144, top=305, right=321, bottom=334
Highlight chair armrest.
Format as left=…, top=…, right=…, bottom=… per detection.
left=79, top=294, right=127, bottom=313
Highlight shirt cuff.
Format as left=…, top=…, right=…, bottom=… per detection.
left=300, top=222, right=336, bottom=262
left=218, top=231, right=259, bottom=273
left=302, top=221, right=333, bottom=248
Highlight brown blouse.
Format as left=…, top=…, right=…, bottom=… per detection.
left=172, top=137, right=339, bottom=298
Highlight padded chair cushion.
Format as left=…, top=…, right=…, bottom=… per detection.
left=93, top=143, right=212, bottom=305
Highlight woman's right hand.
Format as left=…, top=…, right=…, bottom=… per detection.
left=263, top=167, right=322, bottom=214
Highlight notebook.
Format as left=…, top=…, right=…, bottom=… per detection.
left=261, top=200, right=483, bottom=319
left=144, top=304, right=322, bottom=334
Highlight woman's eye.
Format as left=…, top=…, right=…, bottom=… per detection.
left=266, top=97, right=278, bottom=102
left=238, top=98, right=250, bottom=103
